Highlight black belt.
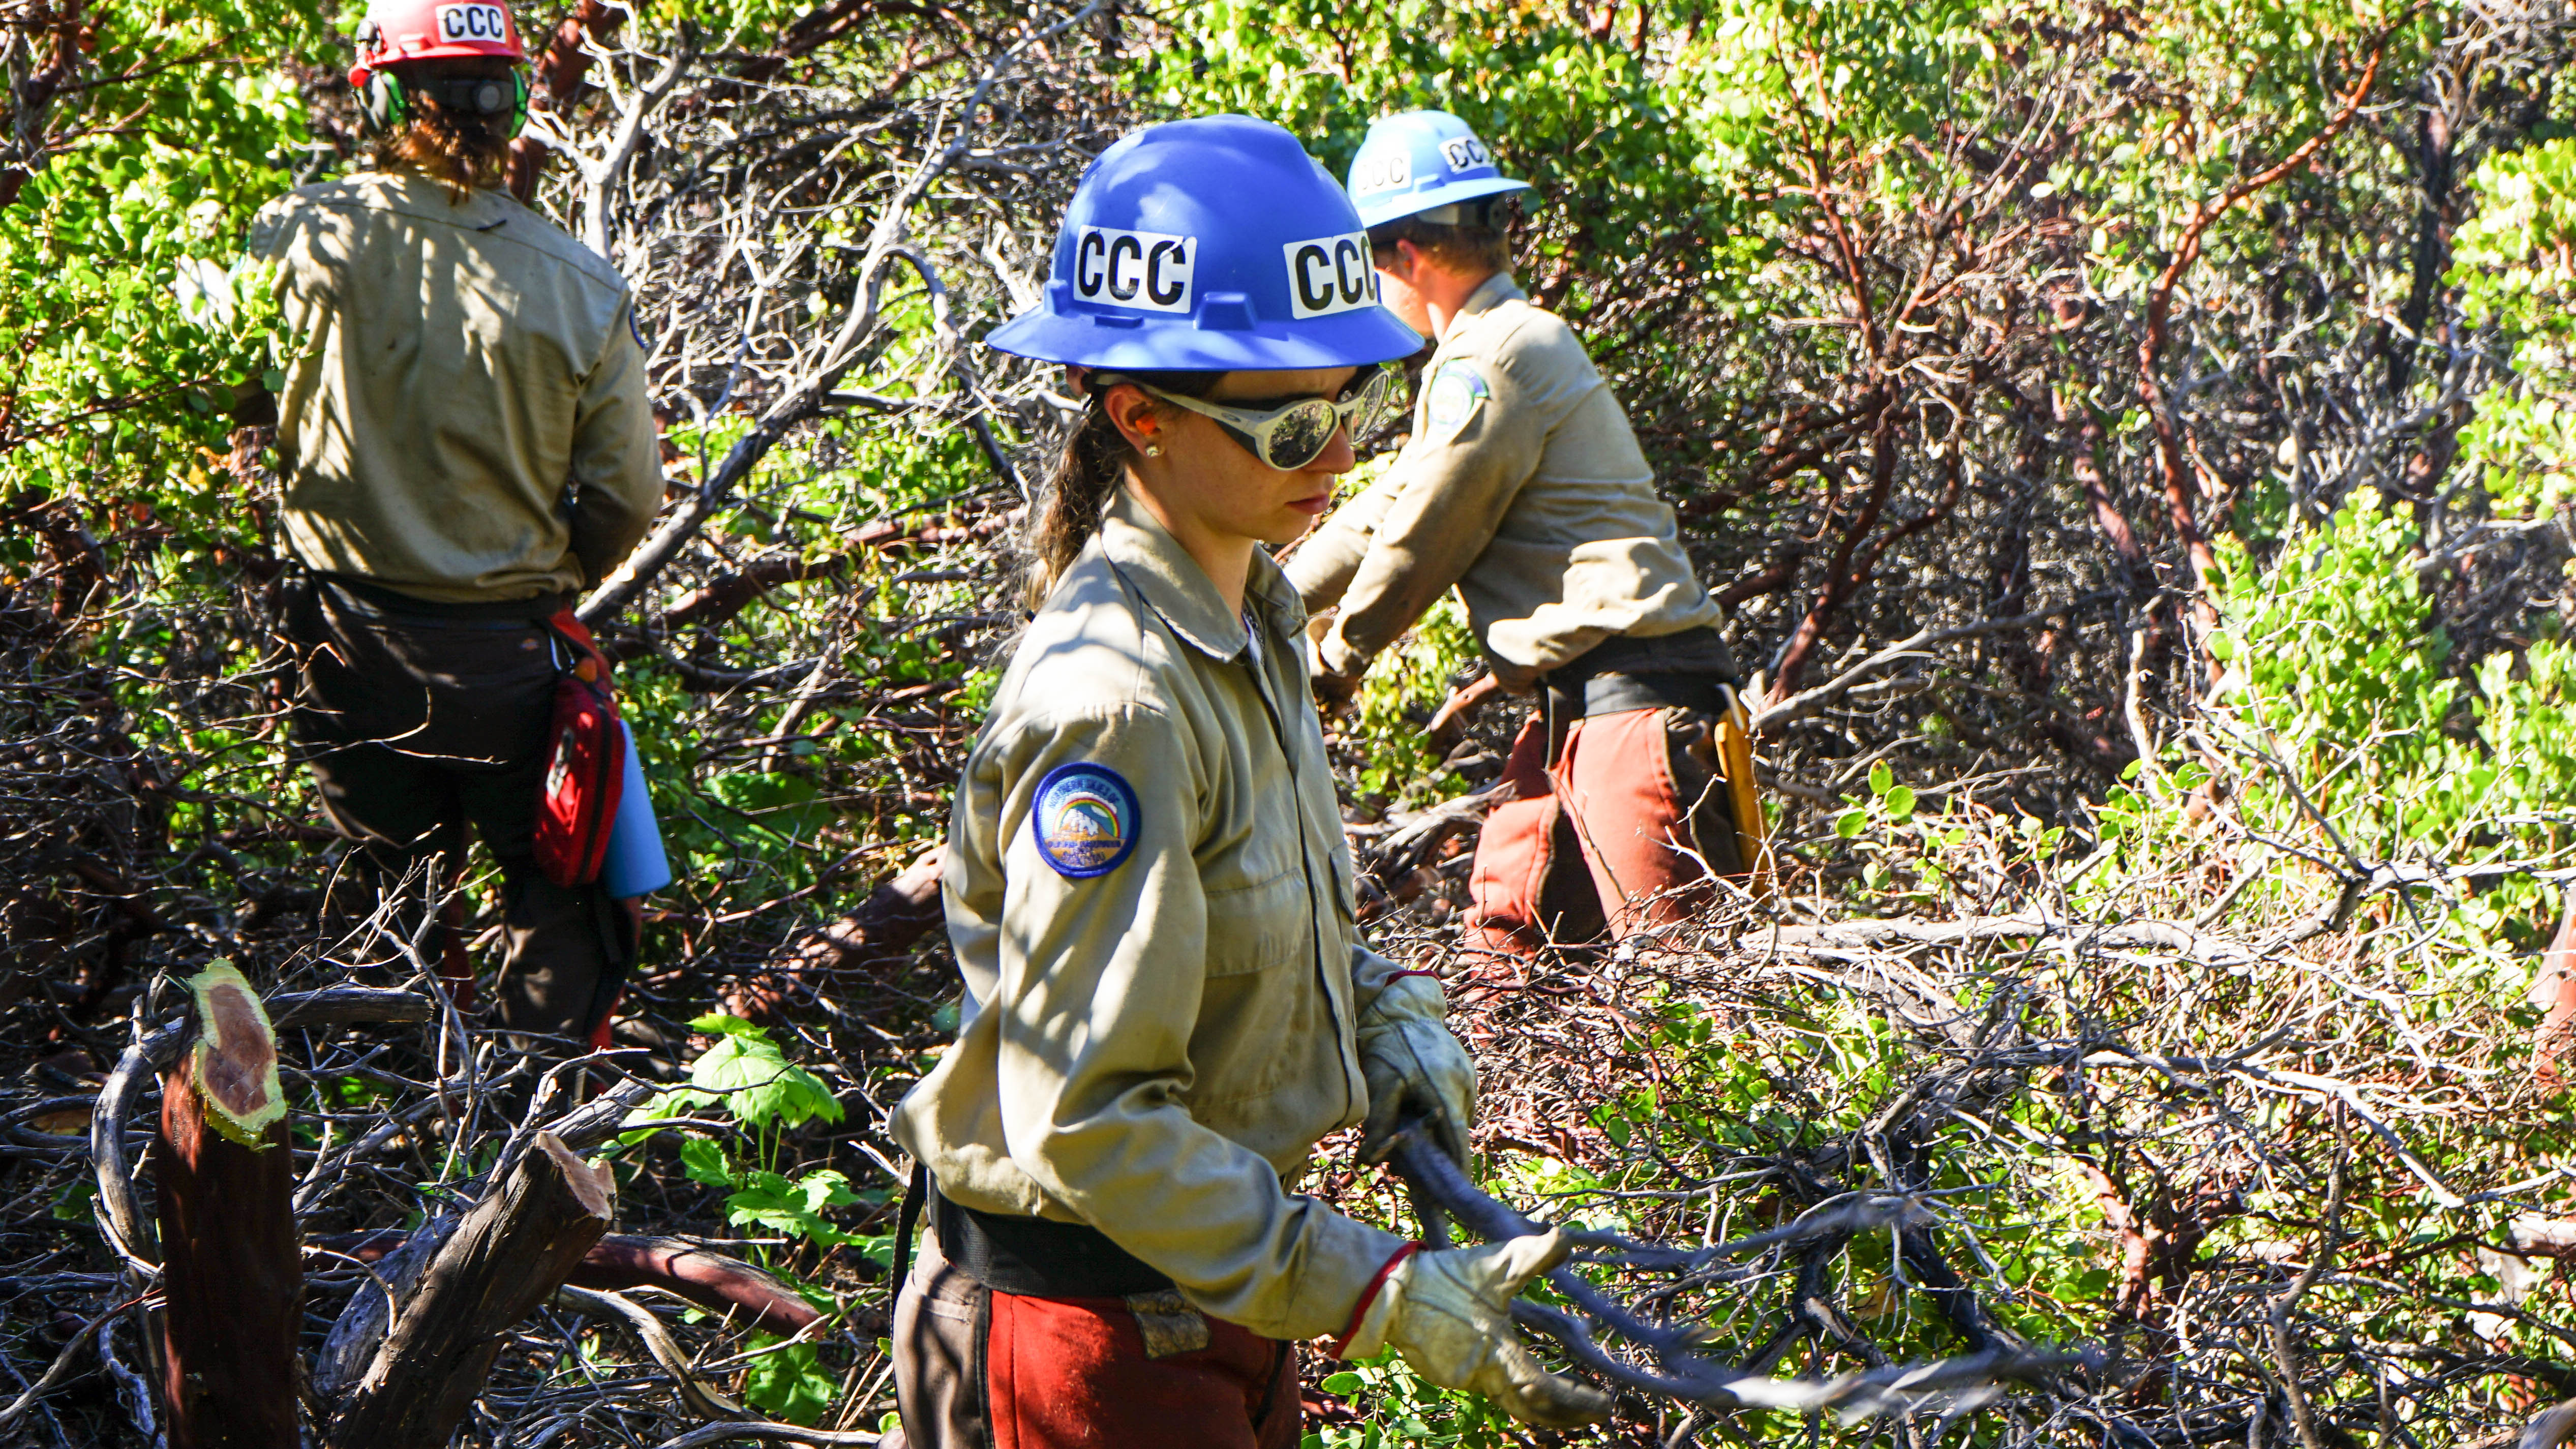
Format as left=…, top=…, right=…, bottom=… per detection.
left=932, top=1188, right=1175, bottom=1299
left=1544, top=625, right=1739, bottom=721
left=314, top=571, right=570, bottom=626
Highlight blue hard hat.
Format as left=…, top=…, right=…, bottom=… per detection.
left=986, top=115, right=1423, bottom=372
left=1345, top=110, right=1531, bottom=231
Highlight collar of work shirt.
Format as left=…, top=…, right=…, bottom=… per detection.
left=1097, top=489, right=1306, bottom=665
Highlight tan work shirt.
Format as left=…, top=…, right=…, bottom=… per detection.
left=1286, top=274, right=1720, bottom=688
left=894, top=490, right=1410, bottom=1342
left=250, top=172, right=664, bottom=604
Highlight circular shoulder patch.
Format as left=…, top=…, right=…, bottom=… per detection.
left=1422, top=358, right=1490, bottom=442
left=1032, top=762, right=1141, bottom=879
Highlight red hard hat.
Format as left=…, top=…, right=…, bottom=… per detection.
left=349, top=0, right=525, bottom=87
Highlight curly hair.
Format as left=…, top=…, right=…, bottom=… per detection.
left=372, top=68, right=517, bottom=203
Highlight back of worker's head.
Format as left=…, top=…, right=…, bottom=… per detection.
left=1345, top=111, right=1531, bottom=281
left=984, top=115, right=1422, bottom=605
left=349, top=0, right=530, bottom=201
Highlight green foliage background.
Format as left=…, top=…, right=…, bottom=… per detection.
left=10, top=0, right=2576, bottom=1442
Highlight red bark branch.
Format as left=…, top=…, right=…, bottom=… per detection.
left=569, top=1234, right=835, bottom=1336
left=2137, top=44, right=2382, bottom=645
left=1765, top=399, right=1900, bottom=702
left=725, top=848, right=946, bottom=1019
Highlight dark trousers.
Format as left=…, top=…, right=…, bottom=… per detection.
left=287, top=580, right=625, bottom=1040
left=891, top=1231, right=1301, bottom=1449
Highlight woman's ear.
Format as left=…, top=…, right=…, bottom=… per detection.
left=1101, top=382, right=1162, bottom=455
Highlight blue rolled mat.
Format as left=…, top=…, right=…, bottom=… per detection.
left=601, top=720, right=674, bottom=898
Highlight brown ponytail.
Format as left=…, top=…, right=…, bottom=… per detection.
left=1023, top=369, right=1222, bottom=607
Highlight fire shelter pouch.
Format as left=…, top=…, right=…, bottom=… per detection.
left=533, top=609, right=625, bottom=888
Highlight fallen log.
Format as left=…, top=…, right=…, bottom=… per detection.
left=312, top=1216, right=456, bottom=1400
left=327, top=1132, right=616, bottom=1449
left=155, top=963, right=300, bottom=1449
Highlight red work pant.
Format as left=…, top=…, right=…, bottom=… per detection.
left=1465, top=705, right=1747, bottom=958
left=890, top=1232, right=1300, bottom=1449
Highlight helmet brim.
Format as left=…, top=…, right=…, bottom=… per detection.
left=986, top=303, right=1426, bottom=372
left=1354, top=174, right=1532, bottom=231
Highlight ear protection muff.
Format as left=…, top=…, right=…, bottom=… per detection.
left=357, top=68, right=409, bottom=135
left=356, top=69, right=529, bottom=139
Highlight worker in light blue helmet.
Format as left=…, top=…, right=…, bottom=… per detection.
left=884, top=115, right=1610, bottom=1448
left=1289, top=109, right=1771, bottom=964
left=1343, top=106, right=1530, bottom=231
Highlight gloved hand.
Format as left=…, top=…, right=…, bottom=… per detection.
left=1340, top=1231, right=1613, bottom=1428
left=1309, top=626, right=1368, bottom=715
left=1310, top=662, right=1364, bottom=715
left=1356, top=973, right=1475, bottom=1167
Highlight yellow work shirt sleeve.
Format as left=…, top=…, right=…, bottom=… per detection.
left=987, top=704, right=1408, bottom=1342
left=1322, top=348, right=1559, bottom=678
left=565, top=303, right=666, bottom=588
left=1282, top=469, right=1406, bottom=619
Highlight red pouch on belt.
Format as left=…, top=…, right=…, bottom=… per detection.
left=533, top=609, right=625, bottom=888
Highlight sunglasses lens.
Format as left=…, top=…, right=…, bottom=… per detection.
left=1263, top=399, right=1342, bottom=470
left=1350, top=368, right=1398, bottom=436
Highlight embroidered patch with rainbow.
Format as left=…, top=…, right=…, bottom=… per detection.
left=1032, top=762, right=1140, bottom=879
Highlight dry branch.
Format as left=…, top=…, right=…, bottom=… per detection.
left=1387, top=1125, right=2084, bottom=1414
left=555, top=1283, right=750, bottom=1421
left=327, top=1132, right=617, bottom=1449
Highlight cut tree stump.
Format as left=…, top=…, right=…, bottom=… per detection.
left=326, top=1131, right=616, bottom=1449
left=155, top=963, right=300, bottom=1449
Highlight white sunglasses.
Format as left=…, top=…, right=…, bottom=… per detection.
left=1094, top=366, right=1401, bottom=470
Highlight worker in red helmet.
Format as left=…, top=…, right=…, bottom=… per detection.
left=248, top=0, right=665, bottom=1043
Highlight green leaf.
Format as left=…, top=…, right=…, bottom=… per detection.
left=1868, top=761, right=1894, bottom=795
left=741, top=1335, right=835, bottom=1425
left=686, top=1019, right=845, bottom=1130
left=1322, top=1372, right=1365, bottom=1394
left=53, top=1177, right=99, bottom=1222
left=679, top=1136, right=733, bottom=1187
left=1835, top=807, right=1868, bottom=838
left=1883, top=785, right=1915, bottom=820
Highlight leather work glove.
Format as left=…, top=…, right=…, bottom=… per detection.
left=1356, top=974, right=1475, bottom=1167
left=1310, top=661, right=1364, bottom=715
left=1341, top=1231, right=1614, bottom=1428
left=1309, top=624, right=1368, bottom=715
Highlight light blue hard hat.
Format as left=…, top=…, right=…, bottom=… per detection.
left=985, top=115, right=1424, bottom=372
left=1344, top=110, right=1531, bottom=231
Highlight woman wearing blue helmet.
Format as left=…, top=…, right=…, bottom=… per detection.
left=886, top=117, right=1611, bottom=1447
